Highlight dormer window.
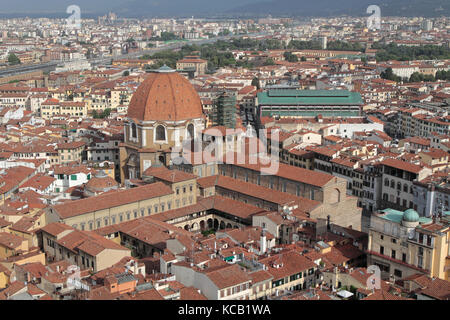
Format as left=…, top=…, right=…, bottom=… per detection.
left=156, top=125, right=166, bottom=141
left=130, top=122, right=138, bottom=142
left=187, top=123, right=194, bottom=139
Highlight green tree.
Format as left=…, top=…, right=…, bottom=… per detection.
left=150, top=32, right=179, bottom=42
left=123, top=70, right=130, bottom=77
left=409, top=72, right=423, bottom=83
left=288, top=40, right=322, bottom=50
left=436, top=70, right=450, bottom=80
left=8, top=53, right=21, bottom=65
left=251, top=77, right=260, bottom=90
left=380, top=67, right=401, bottom=82
left=375, top=42, right=450, bottom=62
left=263, top=58, right=275, bottom=66
left=140, top=54, right=153, bottom=60
left=283, top=51, right=298, bottom=62
left=102, top=108, right=111, bottom=118
left=326, top=40, right=364, bottom=52
left=301, top=56, right=307, bottom=62
left=409, top=72, right=435, bottom=82
left=219, top=30, right=231, bottom=36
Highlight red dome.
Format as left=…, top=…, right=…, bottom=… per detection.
left=127, top=69, right=203, bottom=122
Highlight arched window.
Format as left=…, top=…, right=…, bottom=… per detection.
left=334, top=188, right=341, bottom=203
left=156, top=125, right=166, bottom=141
left=187, top=123, right=194, bottom=139
left=384, top=178, right=389, bottom=187
left=131, top=122, right=137, bottom=139
left=390, top=180, right=395, bottom=188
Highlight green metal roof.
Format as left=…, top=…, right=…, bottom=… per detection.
left=261, top=110, right=359, bottom=117
left=258, top=89, right=363, bottom=106
left=379, top=208, right=432, bottom=225
left=418, top=217, right=432, bottom=224
left=379, top=208, right=404, bottom=224
left=403, top=209, right=420, bottom=222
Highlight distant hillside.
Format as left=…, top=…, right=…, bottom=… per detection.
left=0, top=0, right=124, bottom=15
left=229, top=0, right=450, bottom=18
left=0, top=0, right=259, bottom=17
left=114, top=0, right=259, bottom=17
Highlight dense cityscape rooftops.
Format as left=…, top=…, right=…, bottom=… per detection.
left=0, top=7, right=448, bottom=305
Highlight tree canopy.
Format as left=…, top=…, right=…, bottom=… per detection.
left=251, top=77, right=260, bottom=90
left=380, top=67, right=401, bottom=82
left=8, top=53, right=21, bottom=65
left=283, top=51, right=298, bottom=62
left=374, top=42, right=450, bottom=62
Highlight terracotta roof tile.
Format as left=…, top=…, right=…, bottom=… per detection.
left=127, top=71, right=203, bottom=122
left=51, top=182, right=173, bottom=219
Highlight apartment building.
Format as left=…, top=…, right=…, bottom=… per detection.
left=413, top=172, right=450, bottom=218
left=259, top=250, right=318, bottom=294
left=38, top=222, right=131, bottom=272
left=51, top=165, right=93, bottom=193
left=367, top=208, right=450, bottom=281
left=56, top=141, right=85, bottom=165
left=396, top=108, right=450, bottom=138
left=351, top=161, right=383, bottom=215
left=380, top=158, right=432, bottom=212
left=0, top=232, right=29, bottom=259
left=173, top=263, right=252, bottom=300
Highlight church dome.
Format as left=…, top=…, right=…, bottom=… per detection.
left=84, top=170, right=119, bottom=196
left=403, top=209, right=420, bottom=222
left=127, top=66, right=203, bottom=122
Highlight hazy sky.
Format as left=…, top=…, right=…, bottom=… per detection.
left=0, top=0, right=448, bottom=17
left=0, top=0, right=260, bottom=14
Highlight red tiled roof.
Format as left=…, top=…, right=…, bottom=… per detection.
left=213, top=175, right=321, bottom=211
left=259, top=250, right=316, bottom=281
left=51, top=182, right=173, bottom=219
left=127, top=71, right=203, bottom=122
left=223, top=153, right=334, bottom=187
left=204, top=264, right=251, bottom=289
left=380, top=158, right=423, bottom=174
